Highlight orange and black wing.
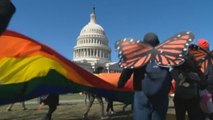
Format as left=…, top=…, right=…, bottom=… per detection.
left=189, top=44, right=213, bottom=75
left=115, top=38, right=153, bottom=68
left=211, top=50, right=213, bottom=65
left=155, top=31, right=194, bottom=67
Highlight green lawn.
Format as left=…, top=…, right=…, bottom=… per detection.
left=0, top=93, right=176, bottom=120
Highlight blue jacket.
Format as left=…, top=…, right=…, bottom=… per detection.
left=118, top=62, right=172, bottom=97
left=142, top=62, right=172, bottom=97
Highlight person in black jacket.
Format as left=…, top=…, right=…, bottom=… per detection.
left=118, top=33, right=173, bottom=120
left=37, top=94, right=59, bottom=120
left=105, top=97, right=115, bottom=116
left=171, top=53, right=206, bottom=120
left=197, top=39, right=213, bottom=119
left=0, top=0, right=15, bottom=35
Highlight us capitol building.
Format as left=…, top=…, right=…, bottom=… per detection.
left=73, top=8, right=122, bottom=73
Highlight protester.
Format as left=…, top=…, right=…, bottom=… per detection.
left=0, top=0, right=16, bottom=35
left=83, top=67, right=107, bottom=120
left=197, top=39, right=213, bottom=119
left=171, top=53, right=206, bottom=120
left=37, top=94, right=59, bottom=120
left=83, top=92, right=105, bottom=120
left=117, top=32, right=173, bottom=120
left=105, top=98, right=115, bottom=116
left=6, top=101, right=27, bottom=111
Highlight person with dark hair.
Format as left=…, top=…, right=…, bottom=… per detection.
left=118, top=32, right=173, bottom=120
left=143, top=32, right=160, bottom=47
left=37, top=94, right=59, bottom=120
left=0, top=0, right=16, bottom=35
left=171, top=53, right=206, bottom=120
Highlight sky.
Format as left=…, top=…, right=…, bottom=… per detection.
left=8, top=0, right=213, bottom=62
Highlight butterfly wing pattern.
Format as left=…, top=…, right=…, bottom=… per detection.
left=115, top=38, right=153, bottom=68
left=155, top=31, right=194, bottom=67
left=189, top=44, right=213, bottom=75
left=116, top=31, right=194, bottom=68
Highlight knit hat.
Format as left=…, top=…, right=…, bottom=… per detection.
left=143, top=32, right=159, bottom=47
left=197, top=39, right=209, bottom=50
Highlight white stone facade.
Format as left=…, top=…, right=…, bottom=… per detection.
left=73, top=8, right=121, bottom=73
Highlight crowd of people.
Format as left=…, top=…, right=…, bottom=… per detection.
left=117, top=33, right=213, bottom=120
left=1, top=0, right=213, bottom=120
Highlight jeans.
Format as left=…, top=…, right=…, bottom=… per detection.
left=134, top=91, right=169, bottom=120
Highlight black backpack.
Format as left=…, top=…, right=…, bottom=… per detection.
left=175, top=71, right=200, bottom=99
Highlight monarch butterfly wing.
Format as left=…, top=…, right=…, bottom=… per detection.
left=155, top=31, right=194, bottom=67
left=189, top=44, right=208, bottom=73
left=115, top=38, right=153, bottom=68
left=189, top=44, right=213, bottom=74
left=202, top=49, right=213, bottom=75
left=189, top=44, right=207, bottom=62
left=201, top=50, right=213, bottom=75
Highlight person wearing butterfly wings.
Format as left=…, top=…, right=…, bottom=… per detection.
left=116, top=31, right=194, bottom=120
left=170, top=52, right=206, bottom=120
left=190, top=39, right=213, bottom=120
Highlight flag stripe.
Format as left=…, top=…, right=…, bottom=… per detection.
left=0, top=30, right=133, bottom=105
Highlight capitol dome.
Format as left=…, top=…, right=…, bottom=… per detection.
left=73, top=8, right=111, bottom=66
left=80, top=16, right=104, bottom=35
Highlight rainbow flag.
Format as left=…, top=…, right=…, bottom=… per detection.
left=0, top=30, right=133, bottom=105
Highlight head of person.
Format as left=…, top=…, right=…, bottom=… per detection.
left=197, top=39, right=209, bottom=51
left=143, top=32, right=159, bottom=47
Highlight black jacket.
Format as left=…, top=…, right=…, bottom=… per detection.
left=118, top=61, right=172, bottom=94
left=118, top=67, right=145, bottom=91
left=171, top=54, right=207, bottom=91
left=40, top=94, right=59, bottom=106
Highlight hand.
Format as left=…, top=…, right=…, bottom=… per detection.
left=168, top=66, right=173, bottom=72
left=36, top=103, right=44, bottom=111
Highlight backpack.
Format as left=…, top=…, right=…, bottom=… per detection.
left=175, top=71, right=199, bottom=99
left=172, top=54, right=202, bottom=100
left=142, top=62, right=172, bottom=97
